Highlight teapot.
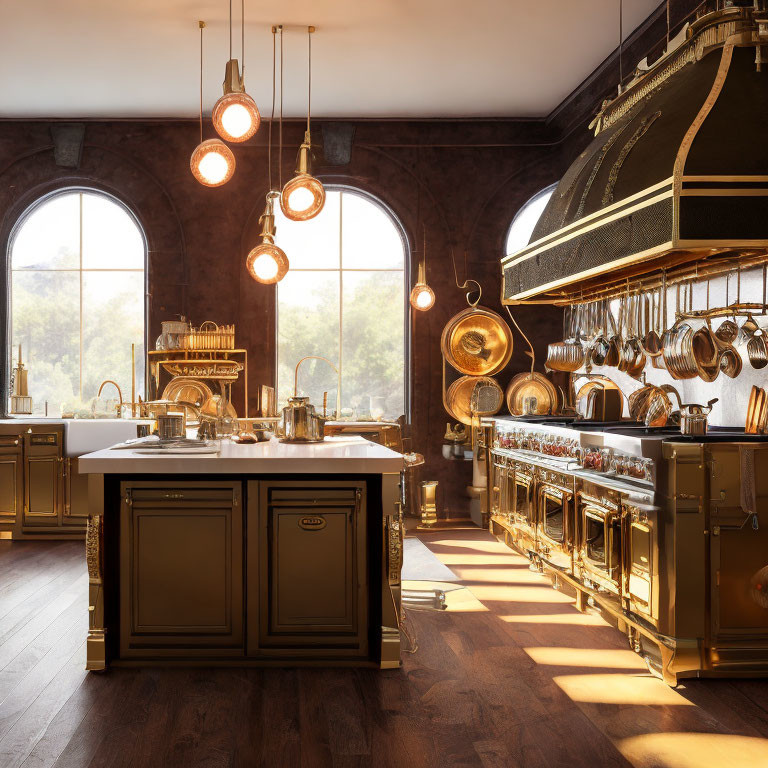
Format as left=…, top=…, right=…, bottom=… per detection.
left=679, top=398, right=718, bottom=436
left=279, top=355, right=339, bottom=444
left=280, top=396, right=327, bottom=443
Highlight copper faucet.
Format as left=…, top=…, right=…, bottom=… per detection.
left=97, top=380, right=124, bottom=417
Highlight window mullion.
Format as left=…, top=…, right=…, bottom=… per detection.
left=79, top=192, right=84, bottom=400
left=337, top=192, right=343, bottom=418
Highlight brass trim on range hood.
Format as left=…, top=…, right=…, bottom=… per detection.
left=502, top=6, right=768, bottom=305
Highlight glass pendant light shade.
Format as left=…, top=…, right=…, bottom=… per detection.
left=190, top=138, right=236, bottom=187
left=410, top=257, right=435, bottom=311
left=410, top=283, right=435, bottom=311
left=247, top=241, right=288, bottom=283
left=280, top=133, right=325, bottom=221
left=247, top=194, right=289, bottom=284
left=212, top=61, right=261, bottom=143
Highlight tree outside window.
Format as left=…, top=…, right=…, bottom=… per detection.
left=9, top=190, right=145, bottom=416
left=274, top=189, right=407, bottom=422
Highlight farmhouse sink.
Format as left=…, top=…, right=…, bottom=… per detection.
left=64, top=418, right=151, bottom=457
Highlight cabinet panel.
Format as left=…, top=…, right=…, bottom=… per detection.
left=120, top=481, right=243, bottom=657
left=0, top=453, right=21, bottom=525
left=253, top=481, right=368, bottom=656
left=63, top=458, right=89, bottom=525
left=272, top=508, right=354, bottom=631
left=24, top=456, right=59, bottom=524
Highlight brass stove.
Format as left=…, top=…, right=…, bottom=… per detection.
left=485, top=416, right=768, bottom=685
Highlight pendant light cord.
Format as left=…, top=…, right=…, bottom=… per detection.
left=268, top=27, right=276, bottom=192
left=618, top=0, right=624, bottom=91
left=307, top=26, right=312, bottom=133
left=229, top=0, right=233, bottom=60
left=241, top=0, right=245, bottom=73
left=199, top=20, right=205, bottom=144
left=279, top=25, right=284, bottom=190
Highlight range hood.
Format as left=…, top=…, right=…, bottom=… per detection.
left=502, top=3, right=768, bottom=304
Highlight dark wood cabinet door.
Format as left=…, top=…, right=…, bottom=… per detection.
left=119, top=481, right=244, bottom=658
left=23, top=431, right=63, bottom=527
left=251, top=481, right=368, bottom=657
left=63, top=458, right=89, bottom=526
left=0, top=436, right=22, bottom=528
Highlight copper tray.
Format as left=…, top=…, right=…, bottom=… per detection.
left=505, top=372, right=558, bottom=416
left=441, top=306, right=513, bottom=376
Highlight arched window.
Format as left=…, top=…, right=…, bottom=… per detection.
left=505, top=182, right=557, bottom=256
left=9, top=190, right=146, bottom=415
left=274, top=187, right=407, bottom=421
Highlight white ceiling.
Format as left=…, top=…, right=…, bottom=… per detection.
left=1, top=0, right=659, bottom=119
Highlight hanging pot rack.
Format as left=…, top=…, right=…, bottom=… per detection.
left=546, top=250, right=768, bottom=307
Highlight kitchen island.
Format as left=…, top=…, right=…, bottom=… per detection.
left=78, top=436, right=404, bottom=671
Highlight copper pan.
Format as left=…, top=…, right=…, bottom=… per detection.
left=445, top=375, right=504, bottom=426
left=505, top=372, right=558, bottom=416
left=545, top=341, right=585, bottom=372
left=441, top=306, right=513, bottom=376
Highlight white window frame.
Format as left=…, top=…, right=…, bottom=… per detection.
left=274, top=184, right=411, bottom=421
left=7, top=187, right=148, bottom=402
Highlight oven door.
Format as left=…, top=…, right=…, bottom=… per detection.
left=624, top=505, right=656, bottom=624
left=580, top=503, right=621, bottom=594
left=537, top=484, right=573, bottom=571
left=490, top=455, right=504, bottom=518
left=514, top=471, right=534, bottom=529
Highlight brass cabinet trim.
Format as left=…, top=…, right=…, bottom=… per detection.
left=298, top=515, right=327, bottom=531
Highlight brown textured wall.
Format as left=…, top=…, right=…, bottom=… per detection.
left=0, top=118, right=570, bottom=515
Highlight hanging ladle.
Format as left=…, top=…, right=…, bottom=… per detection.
left=642, top=288, right=663, bottom=357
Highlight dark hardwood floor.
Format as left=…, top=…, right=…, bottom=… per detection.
left=2, top=531, right=768, bottom=767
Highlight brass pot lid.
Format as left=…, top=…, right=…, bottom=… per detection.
left=445, top=375, right=504, bottom=426
left=505, top=372, right=558, bottom=416
left=441, top=306, right=513, bottom=376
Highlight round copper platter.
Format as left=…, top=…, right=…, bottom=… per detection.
left=161, top=377, right=214, bottom=423
left=441, top=306, right=513, bottom=376
left=445, top=375, right=504, bottom=425
left=505, top=372, right=558, bottom=416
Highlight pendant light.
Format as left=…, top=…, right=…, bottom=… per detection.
left=190, top=21, right=235, bottom=187
left=247, top=192, right=289, bottom=283
left=410, top=227, right=435, bottom=311
left=280, top=26, right=325, bottom=221
left=212, top=0, right=261, bottom=143
left=247, top=28, right=289, bottom=285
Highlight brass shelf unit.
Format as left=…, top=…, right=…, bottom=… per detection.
left=147, top=348, right=249, bottom=418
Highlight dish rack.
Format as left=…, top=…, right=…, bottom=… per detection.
left=179, top=321, right=235, bottom=351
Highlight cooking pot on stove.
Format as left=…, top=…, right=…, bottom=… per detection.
left=679, top=398, right=718, bottom=436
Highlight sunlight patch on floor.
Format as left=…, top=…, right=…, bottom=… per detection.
left=425, top=539, right=512, bottom=554
left=436, top=554, right=525, bottom=566
left=401, top=580, right=488, bottom=612
left=617, top=732, right=768, bottom=768
left=447, top=566, right=550, bottom=585
left=467, top=584, right=575, bottom=603
left=553, top=673, right=695, bottom=705
left=499, top=612, right=608, bottom=626
left=524, top=646, right=647, bottom=670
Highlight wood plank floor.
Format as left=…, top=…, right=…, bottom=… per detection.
left=2, top=533, right=768, bottom=767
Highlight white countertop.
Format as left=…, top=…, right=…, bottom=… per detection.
left=78, top=435, right=404, bottom=475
